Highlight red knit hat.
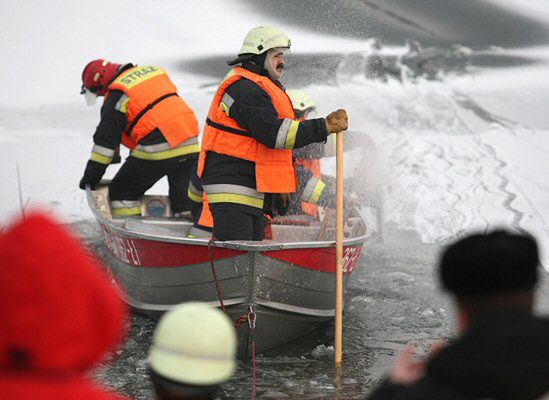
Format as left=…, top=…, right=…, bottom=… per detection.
left=0, top=212, right=128, bottom=372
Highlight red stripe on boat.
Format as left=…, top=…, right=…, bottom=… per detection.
left=99, top=224, right=244, bottom=267
left=262, top=246, right=363, bottom=274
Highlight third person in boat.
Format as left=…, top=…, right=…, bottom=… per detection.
left=287, top=89, right=336, bottom=219
left=197, top=25, right=348, bottom=241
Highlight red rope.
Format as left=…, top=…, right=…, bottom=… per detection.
left=208, top=239, right=257, bottom=399
left=248, top=309, right=257, bottom=400
left=251, top=339, right=257, bottom=399
left=234, top=315, right=248, bottom=328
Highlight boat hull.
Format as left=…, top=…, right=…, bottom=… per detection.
left=89, top=189, right=367, bottom=359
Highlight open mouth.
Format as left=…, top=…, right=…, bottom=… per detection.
left=276, top=63, right=284, bottom=71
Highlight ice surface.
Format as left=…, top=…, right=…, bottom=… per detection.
left=1, top=0, right=548, bottom=263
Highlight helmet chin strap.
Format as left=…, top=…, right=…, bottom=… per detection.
left=83, top=88, right=98, bottom=106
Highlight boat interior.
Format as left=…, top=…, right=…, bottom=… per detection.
left=91, top=186, right=366, bottom=243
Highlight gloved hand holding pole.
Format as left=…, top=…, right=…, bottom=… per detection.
left=325, top=109, right=348, bottom=134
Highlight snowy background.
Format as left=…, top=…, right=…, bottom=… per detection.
left=1, top=0, right=548, bottom=269
left=2, top=1, right=549, bottom=398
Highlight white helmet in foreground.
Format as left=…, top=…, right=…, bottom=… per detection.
left=148, top=302, right=237, bottom=386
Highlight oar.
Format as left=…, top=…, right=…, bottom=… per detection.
left=335, top=130, right=345, bottom=365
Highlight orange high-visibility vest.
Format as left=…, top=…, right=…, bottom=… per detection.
left=197, top=67, right=297, bottom=193
left=295, top=158, right=322, bottom=218
left=108, top=66, right=199, bottom=150
left=197, top=194, right=213, bottom=228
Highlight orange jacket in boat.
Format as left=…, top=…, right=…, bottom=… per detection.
left=295, top=158, right=321, bottom=179
left=197, top=66, right=297, bottom=193
left=295, top=158, right=322, bottom=218
left=107, top=66, right=199, bottom=150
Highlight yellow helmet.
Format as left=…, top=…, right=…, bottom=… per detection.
left=238, top=25, right=291, bottom=56
left=148, top=302, right=237, bottom=386
left=287, top=89, right=316, bottom=112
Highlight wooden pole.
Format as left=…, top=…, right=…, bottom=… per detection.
left=335, top=131, right=344, bottom=365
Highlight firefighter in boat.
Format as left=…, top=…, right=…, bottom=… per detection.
left=79, top=60, right=200, bottom=217
left=197, top=26, right=349, bottom=241
left=286, top=89, right=336, bottom=219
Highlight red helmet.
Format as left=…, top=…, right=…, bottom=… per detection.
left=81, top=59, right=122, bottom=96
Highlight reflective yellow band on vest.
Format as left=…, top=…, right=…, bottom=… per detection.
left=302, top=178, right=326, bottom=205
left=187, top=189, right=203, bottom=203
left=220, top=101, right=230, bottom=116
left=92, top=144, right=116, bottom=157
left=90, top=152, right=113, bottom=165
left=309, top=180, right=326, bottom=204
left=207, top=193, right=264, bottom=209
left=275, top=118, right=300, bottom=150
left=131, top=144, right=200, bottom=160
left=188, top=180, right=202, bottom=195
left=285, top=120, right=299, bottom=149
left=115, top=94, right=130, bottom=113
left=111, top=206, right=142, bottom=216
left=203, top=184, right=263, bottom=198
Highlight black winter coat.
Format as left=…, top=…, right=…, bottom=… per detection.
left=367, top=311, right=549, bottom=400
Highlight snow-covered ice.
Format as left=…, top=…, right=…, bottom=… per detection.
left=1, top=0, right=548, bottom=270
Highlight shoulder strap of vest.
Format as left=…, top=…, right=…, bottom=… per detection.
left=205, top=117, right=254, bottom=138
left=126, top=92, right=178, bottom=137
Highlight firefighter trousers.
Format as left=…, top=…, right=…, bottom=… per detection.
left=109, top=154, right=197, bottom=214
left=209, top=205, right=264, bottom=241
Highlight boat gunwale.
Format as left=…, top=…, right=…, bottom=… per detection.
left=86, top=187, right=368, bottom=252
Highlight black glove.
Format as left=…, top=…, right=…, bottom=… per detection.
left=79, top=160, right=107, bottom=190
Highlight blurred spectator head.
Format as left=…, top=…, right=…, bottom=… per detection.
left=0, top=211, right=128, bottom=399
left=439, top=229, right=539, bottom=320
left=148, top=302, right=237, bottom=400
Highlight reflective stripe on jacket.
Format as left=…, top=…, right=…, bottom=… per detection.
left=197, top=66, right=297, bottom=194
left=295, top=158, right=323, bottom=217
left=107, top=66, right=199, bottom=150
left=131, top=137, right=199, bottom=160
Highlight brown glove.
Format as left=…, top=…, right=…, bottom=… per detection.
left=325, top=109, right=348, bottom=134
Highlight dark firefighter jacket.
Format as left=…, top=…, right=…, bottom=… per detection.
left=80, top=64, right=199, bottom=189
left=366, top=311, right=549, bottom=400
left=199, top=62, right=329, bottom=215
